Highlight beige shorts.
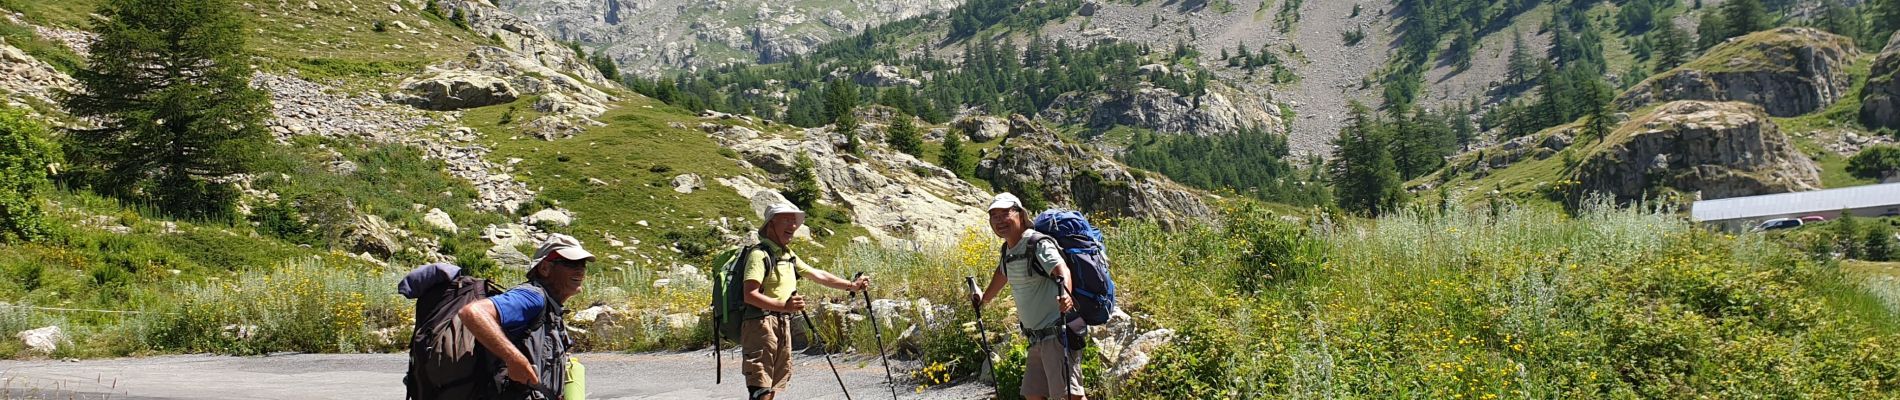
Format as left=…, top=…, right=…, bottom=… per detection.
left=741, top=314, right=794, bottom=391
left=1020, top=336, right=1085, bottom=398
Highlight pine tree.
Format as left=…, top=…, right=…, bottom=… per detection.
left=1720, top=0, right=1771, bottom=38
left=1812, top=0, right=1862, bottom=40
left=1651, top=20, right=1692, bottom=73
left=1876, top=0, right=1900, bottom=45
left=1507, top=29, right=1535, bottom=85
left=1580, top=78, right=1611, bottom=142
left=784, top=152, right=822, bottom=209
left=1330, top=101, right=1405, bottom=216
left=1450, top=23, right=1475, bottom=70
left=886, top=116, right=923, bottom=157
left=1696, top=10, right=1727, bottom=50
left=838, top=113, right=863, bottom=156
left=940, top=127, right=968, bottom=177
left=823, top=79, right=860, bottom=125
left=0, top=106, right=57, bottom=243
left=66, top=0, right=270, bottom=220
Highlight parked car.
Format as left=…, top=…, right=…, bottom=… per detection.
left=1799, top=215, right=1828, bottom=224
left=1753, top=218, right=1803, bottom=232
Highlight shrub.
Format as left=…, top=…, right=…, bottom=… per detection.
left=1223, top=203, right=1327, bottom=292
left=1866, top=221, right=1897, bottom=262
left=0, top=106, right=59, bottom=243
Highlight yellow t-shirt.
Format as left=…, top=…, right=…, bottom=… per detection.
left=742, top=239, right=818, bottom=313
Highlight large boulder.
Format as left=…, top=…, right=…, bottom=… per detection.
left=977, top=115, right=1216, bottom=229
left=1861, top=31, right=1900, bottom=130
left=1572, top=101, right=1822, bottom=203
left=15, top=325, right=63, bottom=355
left=391, top=70, right=518, bottom=110
left=346, top=214, right=404, bottom=259
left=953, top=115, right=1010, bottom=143
left=1617, top=28, right=1859, bottom=117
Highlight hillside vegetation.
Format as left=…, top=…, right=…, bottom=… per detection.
left=0, top=0, right=1898, bottom=398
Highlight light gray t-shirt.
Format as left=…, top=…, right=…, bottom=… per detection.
left=1000, top=230, right=1068, bottom=330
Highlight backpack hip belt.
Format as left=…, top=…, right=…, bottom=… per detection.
left=1020, top=324, right=1064, bottom=342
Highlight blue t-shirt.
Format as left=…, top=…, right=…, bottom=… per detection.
left=489, top=287, right=547, bottom=333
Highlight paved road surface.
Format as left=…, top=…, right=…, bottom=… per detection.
left=0, top=351, right=992, bottom=399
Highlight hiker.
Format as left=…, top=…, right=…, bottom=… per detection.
left=456, top=233, right=594, bottom=400
left=740, top=203, right=870, bottom=400
left=973, top=193, right=1087, bottom=400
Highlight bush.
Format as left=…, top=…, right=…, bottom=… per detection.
left=1223, top=203, right=1327, bottom=292
left=0, top=106, right=59, bottom=242
left=134, top=259, right=405, bottom=355
left=783, top=152, right=821, bottom=209
left=1866, top=222, right=1897, bottom=262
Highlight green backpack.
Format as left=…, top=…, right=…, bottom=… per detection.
left=709, top=245, right=773, bottom=342
left=709, top=244, right=779, bottom=384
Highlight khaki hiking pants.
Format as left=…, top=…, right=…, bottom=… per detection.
left=741, top=314, right=794, bottom=392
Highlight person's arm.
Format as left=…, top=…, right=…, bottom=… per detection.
left=976, top=266, right=1006, bottom=308
left=741, top=250, right=802, bottom=313
left=458, top=299, right=538, bottom=386
left=1037, top=239, right=1076, bottom=313
left=744, top=280, right=802, bottom=313
left=802, top=266, right=868, bottom=292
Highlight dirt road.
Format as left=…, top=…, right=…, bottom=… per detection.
left=0, top=351, right=991, bottom=399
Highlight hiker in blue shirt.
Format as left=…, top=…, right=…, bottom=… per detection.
left=459, top=233, right=594, bottom=400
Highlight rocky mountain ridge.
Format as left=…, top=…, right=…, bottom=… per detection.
left=504, top=0, right=961, bottom=77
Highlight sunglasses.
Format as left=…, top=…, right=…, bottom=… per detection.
left=551, top=258, right=588, bottom=270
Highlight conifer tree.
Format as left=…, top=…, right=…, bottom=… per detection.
left=65, top=0, right=271, bottom=220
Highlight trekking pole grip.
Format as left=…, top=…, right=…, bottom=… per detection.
left=965, top=276, right=981, bottom=307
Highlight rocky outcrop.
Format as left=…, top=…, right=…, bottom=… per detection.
left=392, top=70, right=519, bottom=110
left=0, top=37, right=77, bottom=114
left=1573, top=101, right=1821, bottom=203
left=1040, top=82, right=1281, bottom=136
left=256, top=72, right=533, bottom=214
left=978, top=115, right=1215, bottom=229
left=1617, top=28, right=1859, bottom=117
left=1861, top=31, right=1900, bottom=130
left=502, top=0, right=961, bottom=77
left=703, top=120, right=991, bottom=249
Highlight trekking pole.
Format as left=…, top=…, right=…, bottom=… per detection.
left=795, top=291, right=853, bottom=400
left=964, top=276, right=999, bottom=385
left=715, top=316, right=723, bottom=384
left=854, top=273, right=900, bottom=400
left=1056, top=278, right=1074, bottom=400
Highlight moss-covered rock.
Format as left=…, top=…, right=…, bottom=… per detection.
left=1860, top=31, right=1900, bottom=130
left=1573, top=101, right=1821, bottom=203
left=1617, top=28, right=1860, bottom=118
left=977, top=115, right=1214, bottom=229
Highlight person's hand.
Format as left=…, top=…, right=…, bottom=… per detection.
left=784, top=295, right=807, bottom=313
left=1057, top=294, right=1074, bottom=313
left=504, top=362, right=541, bottom=387
left=852, top=276, right=870, bottom=292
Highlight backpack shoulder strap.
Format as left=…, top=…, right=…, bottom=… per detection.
left=1005, top=232, right=1060, bottom=280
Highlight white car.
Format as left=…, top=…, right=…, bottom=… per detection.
left=1753, top=218, right=1802, bottom=232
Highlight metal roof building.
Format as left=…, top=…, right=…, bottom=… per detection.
left=1690, top=182, right=1900, bottom=229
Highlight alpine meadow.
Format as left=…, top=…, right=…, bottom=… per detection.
left=0, top=0, right=1898, bottom=398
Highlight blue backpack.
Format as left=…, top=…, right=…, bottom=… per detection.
left=1028, top=209, right=1118, bottom=326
